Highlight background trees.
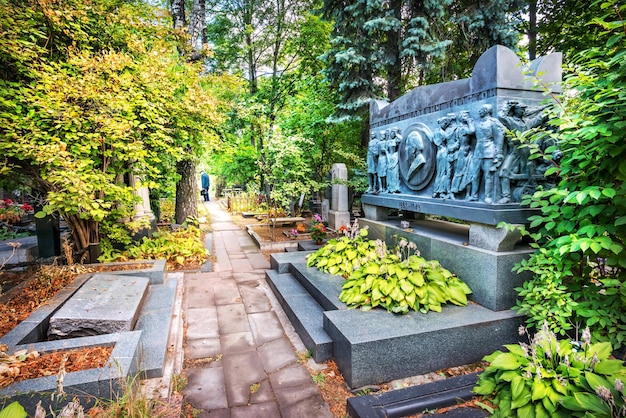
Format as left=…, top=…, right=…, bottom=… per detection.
left=0, top=0, right=227, bottom=254
left=320, top=0, right=525, bottom=119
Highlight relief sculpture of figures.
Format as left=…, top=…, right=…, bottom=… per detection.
left=469, top=104, right=505, bottom=204
left=443, top=113, right=460, bottom=199
left=450, top=110, right=475, bottom=199
left=377, top=130, right=389, bottom=193
left=432, top=116, right=450, bottom=198
left=366, top=131, right=379, bottom=193
left=386, top=127, right=402, bottom=193
left=497, top=100, right=549, bottom=203
left=406, top=131, right=426, bottom=182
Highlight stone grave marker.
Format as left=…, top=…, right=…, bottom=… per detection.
left=48, top=273, right=150, bottom=339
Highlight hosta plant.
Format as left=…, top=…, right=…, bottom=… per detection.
left=474, top=323, right=626, bottom=417
left=306, top=220, right=380, bottom=278
left=339, top=249, right=472, bottom=314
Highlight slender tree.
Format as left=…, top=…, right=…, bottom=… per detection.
left=170, top=0, right=212, bottom=224
left=514, top=0, right=607, bottom=61
left=320, top=0, right=524, bottom=119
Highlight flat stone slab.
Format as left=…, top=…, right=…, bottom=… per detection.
left=269, top=217, right=305, bottom=227
left=48, top=273, right=150, bottom=339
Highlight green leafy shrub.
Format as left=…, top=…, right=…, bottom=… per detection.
left=307, top=221, right=472, bottom=314
left=474, top=323, right=626, bottom=418
left=100, top=225, right=209, bottom=268
left=339, top=246, right=472, bottom=314
left=510, top=4, right=626, bottom=349
left=0, top=401, right=26, bottom=418
left=306, top=221, right=380, bottom=277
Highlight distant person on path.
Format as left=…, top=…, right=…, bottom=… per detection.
left=201, top=170, right=210, bottom=201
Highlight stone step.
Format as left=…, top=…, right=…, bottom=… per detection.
left=269, top=251, right=524, bottom=389
left=265, top=269, right=332, bottom=362
left=289, top=261, right=346, bottom=311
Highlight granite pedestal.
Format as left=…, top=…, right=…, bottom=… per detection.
left=266, top=252, right=524, bottom=388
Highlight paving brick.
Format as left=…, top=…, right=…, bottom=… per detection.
left=216, top=304, right=250, bottom=334
left=257, top=337, right=298, bottom=373
left=183, top=367, right=228, bottom=411
left=221, top=352, right=267, bottom=407
left=186, top=307, right=219, bottom=340
left=249, top=312, right=284, bottom=345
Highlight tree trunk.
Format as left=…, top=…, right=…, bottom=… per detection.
left=244, top=0, right=257, bottom=94
left=64, top=213, right=99, bottom=262
left=175, top=159, right=198, bottom=224
left=171, top=0, right=186, bottom=30
left=188, top=0, right=207, bottom=61
left=528, top=0, right=537, bottom=60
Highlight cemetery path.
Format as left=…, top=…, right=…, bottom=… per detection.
left=180, top=198, right=334, bottom=417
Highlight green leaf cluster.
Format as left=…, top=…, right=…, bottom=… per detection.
left=511, top=2, right=626, bottom=350
left=474, top=324, right=626, bottom=417
left=307, top=224, right=472, bottom=314
left=0, top=402, right=26, bottom=418
left=0, top=0, right=234, bottom=252
left=99, top=225, right=209, bottom=268
left=306, top=225, right=375, bottom=277
left=339, top=252, right=472, bottom=314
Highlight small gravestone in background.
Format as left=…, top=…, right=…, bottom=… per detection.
left=328, top=163, right=350, bottom=230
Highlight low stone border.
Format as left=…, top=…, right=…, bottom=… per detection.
left=0, top=260, right=178, bottom=415
left=246, top=224, right=300, bottom=252
left=0, top=331, right=142, bottom=415
left=346, top=372, right=487, bottom=417
left=85, top=259, right=166, bottom=284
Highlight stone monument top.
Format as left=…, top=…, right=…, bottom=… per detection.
left=363, top=45, right=562, bottom=226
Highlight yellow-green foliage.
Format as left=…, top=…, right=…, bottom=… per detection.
left=340, top=253, right=472, bottom=314
left=101, top=225, right=209, bottom=268
left=307, top=223, right=472, bottom=314
left=306, top=226, right=378, bottom=278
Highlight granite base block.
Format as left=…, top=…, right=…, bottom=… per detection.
left=267, top=251, right=525, bottom=389
left=359, top=218, right=533, bottom=311
left=324, top=304, right=524, bottom=389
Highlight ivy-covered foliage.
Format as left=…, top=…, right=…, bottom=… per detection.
left=511, top=2, right=626, bottom=349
